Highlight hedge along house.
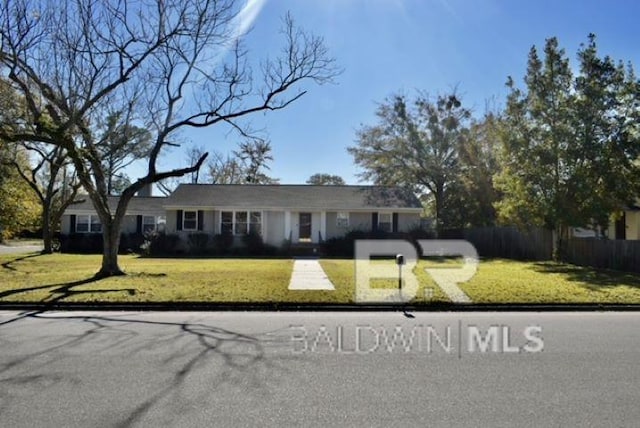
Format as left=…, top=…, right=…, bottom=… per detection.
left=163, top=184, right=423, bottom=248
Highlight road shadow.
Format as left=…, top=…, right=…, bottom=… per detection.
left=0, top=312, right=298, bottom=427
left=530, top=262, right=640, bottom=290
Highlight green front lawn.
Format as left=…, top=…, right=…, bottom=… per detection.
left=1, top=253, right=640, bottom=304
left=0, top=253, right=345, bottom=303
left=320, top=258, right=640, bottom=304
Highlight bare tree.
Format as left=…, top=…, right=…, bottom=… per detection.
left=206, top=151, right=246, bottom=184
left=233, top=139, right=278, bottom=184
left=0, top=0, right=338, bottom=276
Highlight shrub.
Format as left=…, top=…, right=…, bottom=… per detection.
left=120, top=232, right=145, bottom=254
left=212, top=233, right=234, bottom=255
left=321, top=228, right=436, bottom=257
left=242, top=231, right=265, bottom=256
left=59, top=233, right=103, bottom=254
left=145, top=233, right=181, bottom=256
left=187, top=232, right=210, bottom=255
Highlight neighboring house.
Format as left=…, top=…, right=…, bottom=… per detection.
left=61, top=184, right=423, bottom=249
left=62, top=196, right=167, bottom=235
left=606, top=203, right=640, bottom=240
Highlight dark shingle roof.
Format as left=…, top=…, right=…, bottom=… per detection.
left=66, top=196, right=167, bottom=214
left=165, top=184, right=422, bottom=211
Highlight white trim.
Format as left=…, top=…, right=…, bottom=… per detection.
left=320, top=211, right=327, bottom=240
left=183, top=210, right=198, bottom=231
left=284, top=211, right=291, bottom=240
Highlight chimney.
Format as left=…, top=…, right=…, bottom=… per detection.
left=137, top=183, right=152, bottom=197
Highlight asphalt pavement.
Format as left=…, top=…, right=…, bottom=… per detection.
left=0, top=311, right=639, bottom=427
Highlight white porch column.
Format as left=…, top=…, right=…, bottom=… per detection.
left=284, top=211, right=291, bottom=241
left=320, top=211, right=326, bottom=241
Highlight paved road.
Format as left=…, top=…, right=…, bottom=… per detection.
left=1, top=311, right=639, bottom=427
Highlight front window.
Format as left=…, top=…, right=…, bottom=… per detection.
left=183, top=210, right=197, bottom=230
left=234, top=211, right=248, bottom=235
left=221, top=210, right=263, bottom=235
left=378, top=212, right=392, bottom=232
left=90, top=216, right=102, bottom=233
left=336, top=212, right=349, bottom=228
left=143, top=216, right=156, bottom=233
left=249, top=212, right=262, bottom=235
left=76, top=215, right=90, bottom=233
left=75, top=214, right=101, bottom=233
left=221, top=211, right=233, bottom=234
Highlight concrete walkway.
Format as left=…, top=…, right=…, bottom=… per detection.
left=288, top=259, right=335, bottom=290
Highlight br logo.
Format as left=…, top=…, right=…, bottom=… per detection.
left=354, top=240, right=479, bottom=303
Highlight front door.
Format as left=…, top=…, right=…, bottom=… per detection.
left=299, top=212, right=312, bottom=241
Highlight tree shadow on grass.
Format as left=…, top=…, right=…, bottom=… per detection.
left=530, top=262, right=640, bottom=290
left=0, top=276, right=137, bottom=305
left=0, top=311, right=298, bottom=427
left=1, top=252, right=44, bottom=272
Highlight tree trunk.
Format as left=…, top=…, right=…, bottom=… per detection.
left=41, top=205, right=53, bottom=254
left=96, top=219, right=125, bottom=277
left=552, top=224, right=568, bottom=262
left=434, top=183, right=445, bottom=238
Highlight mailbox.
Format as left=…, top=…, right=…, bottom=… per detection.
left=395, top=254, right=405, bottom=266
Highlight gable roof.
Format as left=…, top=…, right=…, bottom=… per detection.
left=66, top=196, right=167, bottom=215
left=165, top=184, right=422, bottom=211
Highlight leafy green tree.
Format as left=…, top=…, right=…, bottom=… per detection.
left=495, top=35, right=640, bottom=259
left=0, top=79, right=80, bottom=250
left=306, top=173, right=346, bottom=185
left=445, top=113, right=501, bottom=227
left=0, top=145, right=41, bottom=241
left=349, top=92, right=471, bottom=233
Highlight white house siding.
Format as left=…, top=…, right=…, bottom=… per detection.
left=349, top=212, right=373, bottom=231
left=265, top=211, right=284, bottom=247
left=166, top=210, right=178, bottom=234
left=325, top=212, right=349, bottom=239
left=120, top=215, right=138, bottom=234
left=61, top=215, right=72, bottom=234
left=398, top=213, right=420, bottom=231
left=324, top=211, right=420, bottom=239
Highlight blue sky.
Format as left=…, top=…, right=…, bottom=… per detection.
left=147, top=0, right=640, bottom=186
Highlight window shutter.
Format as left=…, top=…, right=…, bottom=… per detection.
left=70, top=215, right=76, bottom=233
left=197, top=210, right=204, bottom=231
left=177, top=210, right=183, bottom=231
left=136, top=215, right=143, bottom=234
left=371, top=212, right=378, bottom=232
left=392, top=213, right=399, bottom=233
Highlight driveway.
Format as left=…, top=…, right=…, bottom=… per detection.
left=0, top=244, right=43, bottom=255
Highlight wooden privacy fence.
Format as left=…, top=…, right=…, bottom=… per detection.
left=460, top=226, right=553, bottom=261
left=565, top=238, right=640, bottom=274
left=441, top=226, right=640, bottom=273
